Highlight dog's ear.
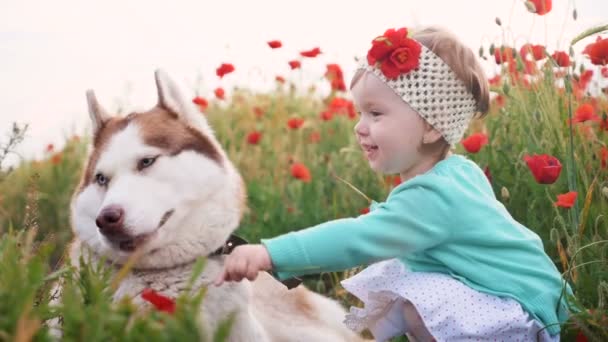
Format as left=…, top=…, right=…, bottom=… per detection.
left=86, top=90, right=111, bottom=137
left=154, top=69, right=214, bottom=136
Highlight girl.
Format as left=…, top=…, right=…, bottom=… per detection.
left=215, top=26, right=571, bottom=341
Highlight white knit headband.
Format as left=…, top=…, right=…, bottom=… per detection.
left=358, top=27, right=477, bottom=145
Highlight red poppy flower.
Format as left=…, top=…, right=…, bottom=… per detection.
left=214, top=87, right=225, bottom=100
left=526, top=0, right=552, bottom=15
left=367, top=27, right=421, bottom=79
left=523, top=154, right=562, bottom=184
left=484, top=166, right=492, bottom=184
left=320, top=110, right=333, bottom=121
left=267, top=40, right=282, bottom=49
left=291, top=162, right=311, bottom=182
left=582, top=36, right=608, bottom=66
left=555, top=191, right=577, bottom=208
left=488, top=75, right=501, bottom=86
left=309, top=131, right=321, bottom=143
left=551, top=51, right=570, bottom=67
left=216, top=63, right=235, bottom=78
left=253, top=106, right=264, bottom=118
left=51, top=153, right=62, bottom=165
left=570, top=103, right=600, bottom=124
left=494, top=46, right=515, bottom=64
left=246, top=131, right=262, bottom=145
left=461, top=133, right=489, bottom=153
left=287, top=117, right=304, bottom=129
left=288, top=60, right=301, bottom=70
left=328, top=97, right=356, bottom=119
left=383, top=175, right=402, bottom=187
left=192, top=96, right=209, bottom=111
left=520, top=44, right=546, bottom=61
left=300, top=47, right=321, bottom=58
left=523, top=60, right=539, bottom=75
left=599, top=146, right=608, bottom=169
left=493, top=95, right=506, bottom=108
left=141, top=288, right=176, bottom=314
left=275, top=76, right=286, bottom=84
left=392, top=175, right=402, bottom=187
left=325, top=64, right=346, bottom=92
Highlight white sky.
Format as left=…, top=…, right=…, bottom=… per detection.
left=1, top=0, right=607, bottom=167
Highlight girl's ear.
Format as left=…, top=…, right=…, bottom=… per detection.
left=422, top=122, right=444, bottom=144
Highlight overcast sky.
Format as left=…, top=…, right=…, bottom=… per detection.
left=1, top=0, right=607, bottom=166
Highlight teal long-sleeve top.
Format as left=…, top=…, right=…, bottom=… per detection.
left=261, top=154, right=571, bottom=335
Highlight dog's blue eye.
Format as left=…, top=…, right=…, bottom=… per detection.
left=95, top=173, right=108, bottom=186
left=138, top=157, right=157, bottom=170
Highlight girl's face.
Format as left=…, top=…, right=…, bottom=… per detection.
left=352, top=71, right=428, bottom=176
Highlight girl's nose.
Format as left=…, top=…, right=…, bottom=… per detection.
left=354, top=119, right=369, bottom=137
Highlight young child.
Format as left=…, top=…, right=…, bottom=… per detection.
left=214, top=26, right=571, bottom=341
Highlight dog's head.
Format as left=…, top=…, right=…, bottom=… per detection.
left=71, top=70, right=245, bottom=269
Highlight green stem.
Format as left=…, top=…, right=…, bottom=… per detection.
left=564, top=72, right=579, bottom=231
left=570, top=24, right=608, bottom=46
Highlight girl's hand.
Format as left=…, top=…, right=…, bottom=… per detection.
left=213, top=244, right=272, bottom=286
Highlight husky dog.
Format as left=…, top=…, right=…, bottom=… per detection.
left=63, top=70, right=365, bottom=341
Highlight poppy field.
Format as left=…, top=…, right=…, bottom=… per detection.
left=1, top=1, right=608, bottom=340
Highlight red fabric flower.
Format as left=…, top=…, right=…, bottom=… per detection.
left=291, top=162, right=311, bottom=182
left=602, top=67, right=608, bottom=78
left=551, top=51, right=570, bottom=67
left=287, top=117, right=304, bottom=129
left=367, top=27, right=421, bottom=79
left=461, top=133, right=489, bottom=153
left=288, top=60, right=301, bottom=70
left=267, top=40, right=282, bottom=49
left=555, top=191, right=577, bottom=208
left=570, top=103, right=600, bottom=124
left=582, top=36, right=608, bottom=66
left=192, top=96, right=208, bottom=111
left=214, top=87, right=225, bottom=100
left=523, top=154, right=562, bottom=184
left=300, top=47, right=321, bottom=58
left=359, top=207, right=370, bottom=215
left=325, top=64, right=346, bottom=92
left=246, top=131, right=262, bottom=145
left=527, top=0, right=552, bottom=15
left=45, top=144, right=54, bottom=153
left=141, top=288, right=176, bottom=314
left=520, top=44, right=546, bottom=61
left=216, top=63, right=235, bottom=78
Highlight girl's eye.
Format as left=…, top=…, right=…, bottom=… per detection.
left=138, top=157, right=157, bottom=170
left=95, top=173, right=109, bottom=186
left=370, top=111, right=383, bottom=117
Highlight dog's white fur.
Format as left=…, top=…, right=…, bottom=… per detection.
left=59, top=70, right=365, bottom=341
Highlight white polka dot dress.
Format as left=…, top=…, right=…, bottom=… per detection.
left=341, top=259, right=560, bottom=342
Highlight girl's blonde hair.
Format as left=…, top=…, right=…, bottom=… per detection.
left=351, top=26, right=490, bottom=119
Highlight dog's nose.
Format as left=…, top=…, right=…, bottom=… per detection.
left=96, top=205, right=125, bottom=235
